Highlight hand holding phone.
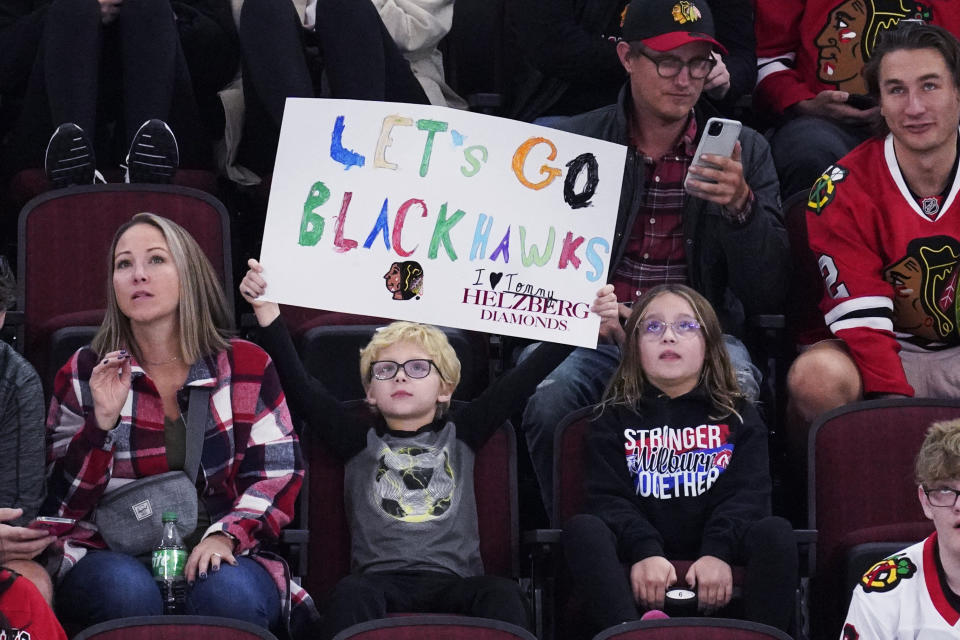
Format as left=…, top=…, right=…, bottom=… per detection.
left=0, top=508, right=58, bottom=562
left=684, top=118, right=749, bottom=209
left=28, top=516, right=78, bottom=537
left=684, top=118, right=741, bottom=186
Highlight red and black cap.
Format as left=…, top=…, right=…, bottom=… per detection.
left=620, top=0, right=727, bottom=54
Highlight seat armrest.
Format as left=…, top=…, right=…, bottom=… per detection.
left=523, top=528, right=561, bottom=545
left=523, top=529, right=562, bottom=640
left=279, top=528, right=309, bottom=579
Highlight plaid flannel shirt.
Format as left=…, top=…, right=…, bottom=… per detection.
left=45, top=339, right=318, bottom=635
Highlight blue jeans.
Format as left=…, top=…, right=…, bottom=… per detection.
left=56, top=551, right=281, bottom=630
left=769, top=115, right=871, bottom=198
left=520, top=336, right=760, bottom=512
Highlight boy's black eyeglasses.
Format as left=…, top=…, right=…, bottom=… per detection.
left=636, top=48, right=717, bottom=80
left=371, top=359, right=440, bottom=381
left=923, top=486, right=960, bottom=507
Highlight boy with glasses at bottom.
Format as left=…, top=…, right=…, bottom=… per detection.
left=843, top=419, right=960, bottom=637
left=240, top=260, right=618, bottom=639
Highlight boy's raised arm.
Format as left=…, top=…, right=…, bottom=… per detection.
left=241, top=260, right=366, bottom=459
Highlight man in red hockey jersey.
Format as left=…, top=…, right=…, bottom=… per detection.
left=789, top=23, right=960, bottom=420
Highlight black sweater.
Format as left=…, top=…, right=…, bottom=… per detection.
left=585, top=387, right=771, bottom=565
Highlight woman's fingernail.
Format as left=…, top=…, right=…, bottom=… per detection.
left=199, top=571, right=207, bottom=579
left=102, top=359, right=108, bottom=365
left=120, top=349, right=127, bottom=355
left=212, top=565, right=220, bottom=572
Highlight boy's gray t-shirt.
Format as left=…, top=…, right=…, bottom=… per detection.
left=346, top=421, right=483, bottom=577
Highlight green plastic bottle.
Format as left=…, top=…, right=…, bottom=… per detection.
left=152, top=511, right=187, bottom=614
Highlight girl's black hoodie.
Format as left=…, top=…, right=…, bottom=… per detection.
left=585, top=386, right=771, bottom=565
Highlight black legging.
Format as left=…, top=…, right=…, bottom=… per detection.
left=237, top=0, right=429, bottom=172
left=562, top=513, right=798, bottom=634
left=6, top=0, right=210, bottom=173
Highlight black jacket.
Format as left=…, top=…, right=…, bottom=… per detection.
left=554, top=86, right=788, bottom=333
left=585, top=388, right=771, bottom=564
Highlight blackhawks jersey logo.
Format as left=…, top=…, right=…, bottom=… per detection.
left=883, top=236, right=960, bottom=342
left=842, top=623, right=859, bottom=639
left=808, top=164, right=849, bottom=215
left=859, top=555, right=917, bottom=593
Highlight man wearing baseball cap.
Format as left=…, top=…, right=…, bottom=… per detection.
left=521, top=0, right=788, bottom=541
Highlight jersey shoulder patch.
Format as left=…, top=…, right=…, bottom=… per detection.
left=808, top=164, right=850, bottom=215
left=859, top=554, right=917, bottom=593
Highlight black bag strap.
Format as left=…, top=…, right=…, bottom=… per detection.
left=183, top=386, right=212, bottom=484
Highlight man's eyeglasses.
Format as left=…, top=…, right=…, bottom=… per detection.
left=923, top=486, right=960, bottom=508
left=636, top=48, right=717, bottom=80
left=639, top=318, right=702, bottom=339
left=371, top=359, right=441, bottom=381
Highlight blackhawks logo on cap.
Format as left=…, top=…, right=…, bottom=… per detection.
left=808, top=164, right=849, bottom=215
left=672, top=1, right=703, bottom=24
left=859, top=555, right=917, bottom=593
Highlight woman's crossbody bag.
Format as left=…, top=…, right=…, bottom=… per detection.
left=93, top=387, right=210, bottom=556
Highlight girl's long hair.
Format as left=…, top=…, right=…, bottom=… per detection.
left=600, top=284, right=744, bottom=421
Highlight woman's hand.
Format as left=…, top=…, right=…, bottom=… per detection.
left=0, top=508, right=55, bottom=563
left=240, top=259, right=280, bottom=327
left=99, top=0, right=122, bottom=24
left=90, top=350, right=131, bottom=431
left=185, top=532, right=237, bottom=584
left=592, top=284, right=625, bottom=345
left=685, top=555, right=733, bottom=613
left=630, top=555, right=677, bottom=611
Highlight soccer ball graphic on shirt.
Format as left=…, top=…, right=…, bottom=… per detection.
left=375, top=445, right=456, bottom=522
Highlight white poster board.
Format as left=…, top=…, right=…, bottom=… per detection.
left=259, top=98, right=626, bottom=348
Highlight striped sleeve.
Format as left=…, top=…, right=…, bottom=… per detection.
left=806, top=186, right=912, bottom=396
left=754, top=0, right=816, bottom=114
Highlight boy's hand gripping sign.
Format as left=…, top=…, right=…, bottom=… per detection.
left=259, top=99, right=626, bottom=348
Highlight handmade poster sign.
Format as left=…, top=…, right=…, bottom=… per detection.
left=259, top=98, right=626, bottom=348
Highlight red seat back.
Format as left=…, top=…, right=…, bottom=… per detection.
left=592, top=618, right=793, bottom=640
left=808, top=398, right=960, bottom=637
left=71, top=615, right=278, bottom=640
left=332, top=615, right=536, bottom=640
left=553, top=407, right=594, bottom=527
left=17, top=184, right=232, bottom=380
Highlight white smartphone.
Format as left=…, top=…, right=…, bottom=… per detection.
left=683, top=117, right=742, bottom=192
